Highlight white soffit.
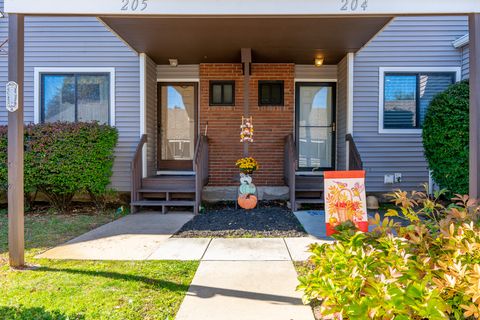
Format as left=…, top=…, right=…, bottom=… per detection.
left=4, top=0, right=480, bottom=16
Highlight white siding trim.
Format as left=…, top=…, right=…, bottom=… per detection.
left=378, top=66, right=461, bottom=134
left=346, top=52, right=354, bottom=170
left=156, top=78, right=200, bottom=82
left=294, top=78, right=337, bottom=82
left=34, top=67, right=116, bottom=126
left=139, top=53, right=148, bottom=178
left=5, top=0, right=480, bottom=16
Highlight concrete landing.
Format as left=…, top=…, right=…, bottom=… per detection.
left=175, top=261, right=314, bottom=320
left=37, top=213, right=194, bottom=260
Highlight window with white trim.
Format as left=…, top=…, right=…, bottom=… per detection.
left=380, top=70, right=457, bottom=132
left=40, top=73, right=111, bottom=124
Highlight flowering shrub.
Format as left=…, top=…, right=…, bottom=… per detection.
left=298, top=186, right=480, bottom=320
left=235, top=157, right=259, bottom=174
left=0, top=122, right=118, bottom=211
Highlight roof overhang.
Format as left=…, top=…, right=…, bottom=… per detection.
left=4, top=0, right=480, bottom=16
left=100, top=16, right=392, bottom=64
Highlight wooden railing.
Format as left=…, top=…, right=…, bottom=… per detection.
left=284, top=134, right=297, bottom=209
left=130, top=134, right=147, bottom=212
left=346, top=134, right=363, bottom=170
left=194, top=135, right=209, bottom=214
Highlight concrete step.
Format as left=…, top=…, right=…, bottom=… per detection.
left=131, top=200, right=196, bottom=207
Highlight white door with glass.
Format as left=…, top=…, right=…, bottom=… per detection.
left=296, top=82, right=336, bottom=171
left=158, top=83, right=197, bottom=171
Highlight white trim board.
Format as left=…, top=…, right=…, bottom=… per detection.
left=156, top=78, right=200, bottom=82
left=294, top=79, right=337, bottom=82
left=139, top=53, right=148, bottom=178
left=5, top=0, right=480, bottom=16
left=33, top=67, right=116, bottom=126
left=346, top=52, right=354, bottom=170
left=377, top=66, right=461, bottom=135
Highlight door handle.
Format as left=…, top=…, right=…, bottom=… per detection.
left=332, top=122, right=336, bottom=132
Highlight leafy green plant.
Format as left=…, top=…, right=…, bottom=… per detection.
left=0, top=122, right=118, bottom=212
left=298, top=186, right=480, bottom=320
left=423, top=80, right=469, bottom=195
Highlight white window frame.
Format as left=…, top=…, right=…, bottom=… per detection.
left=378, top=67, right=461, bottom=134
left=34, top=67, right=116, bottom=126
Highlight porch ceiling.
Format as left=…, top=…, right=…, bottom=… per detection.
left=100, top=16, right=392, bottom=65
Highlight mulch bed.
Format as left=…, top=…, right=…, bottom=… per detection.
left=174, top=202, right=308, bottom=238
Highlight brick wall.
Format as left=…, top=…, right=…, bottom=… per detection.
left=199, top=63, right=294, bottom=186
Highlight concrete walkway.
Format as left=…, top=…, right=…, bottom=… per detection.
left=37, top=213, right=194, bottom=260
left=38, top=211, right=331, bottom=320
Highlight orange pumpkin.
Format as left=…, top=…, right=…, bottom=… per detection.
left=238, top=194, right=258, bottom=210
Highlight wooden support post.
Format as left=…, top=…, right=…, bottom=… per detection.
left=8, top=14, right=25, bottom=268
left=241, top=48, right=252, bottom=157
left=470, top=13, right=480, bottom=200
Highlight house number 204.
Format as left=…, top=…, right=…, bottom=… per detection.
left=121, top=0, right=148, bottom=12
left=340, top=0, right=368, bottom=11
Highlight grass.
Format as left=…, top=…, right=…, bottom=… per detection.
left=0, top=211, right=199, bottom=320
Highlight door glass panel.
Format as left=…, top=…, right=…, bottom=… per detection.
left=298, top=127, right=333, bottom=169
left=297, top=84, right=334, bottom=169
left=160, top=85, right=195, bottom=161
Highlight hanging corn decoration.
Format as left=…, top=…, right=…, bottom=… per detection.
left=240, top=116, right=254, bottom=143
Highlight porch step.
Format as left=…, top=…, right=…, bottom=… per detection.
left=295, top=198, right=325, bottom=204
left=142, top=175, right=196, bottom=189
left=138, top=187, right=196, bottom=193
left=131, top=200, right=196, bottom=207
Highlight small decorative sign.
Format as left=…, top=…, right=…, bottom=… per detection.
left=324, top=170, right=368, bottom=236
left=6, top=81, right=19, bottom=113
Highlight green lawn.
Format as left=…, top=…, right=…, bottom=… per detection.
left=0, top=212, right=199, bottom=320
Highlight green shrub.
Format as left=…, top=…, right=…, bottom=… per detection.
left=298, top=187, right=480, bottom=320
left=423, top=80, right=469, bottom=195
left=0, top=122, right=118, bottom=212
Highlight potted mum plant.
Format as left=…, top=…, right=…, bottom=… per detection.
left=235, top=157, right=259, bottom=175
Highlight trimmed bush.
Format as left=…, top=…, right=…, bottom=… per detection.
left=422, top=80, right=469, bottom=195
left=0, top=122, right=118, bottom=211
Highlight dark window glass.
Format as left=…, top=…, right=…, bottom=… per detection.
left=259, top=81, right=284, bottom=106
left=383, top=72, right=455, bottom=129
left=41, top=73, right=110, bottom=124
left=209, top=81, right=235, bottom=106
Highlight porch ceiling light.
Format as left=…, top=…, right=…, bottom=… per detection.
left=315, top=57, right=324, bottom=67
left=169, top=58, right=178, bottom=67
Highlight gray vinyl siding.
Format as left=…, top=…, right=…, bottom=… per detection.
left=157, top=65, right=199, bottom=80
left=145, top=55, right=158, bottom=175
left=462, top=44, right=470, bottom=79
left=0, top=3, right=141, bottom=192
left=295, top=65, right=337, bottom=80
left=336, top=56, right=348, bottom=171
left=353, top=16, right=468, bottom=192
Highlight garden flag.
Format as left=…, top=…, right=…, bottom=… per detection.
left=324, top=171, right=368, bottom=236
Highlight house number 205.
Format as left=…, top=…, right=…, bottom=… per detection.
left=340, top=0, right=368, bottom=11
left=121, top=0, right=148, bottom=11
